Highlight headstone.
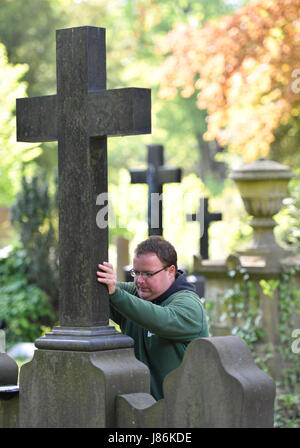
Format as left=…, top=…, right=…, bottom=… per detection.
left=0, top=331, right=19, bottom=428
left=116, top=236, right=129, bottom=282
left=16, top=26, right=151, bottom=428
left=196, top=160, right=297, bottom=378
left=187, top=197, right=222, bottom=259
left=116, top=336, right=276, bottom=428
left=0, top=330, right=18, bottom=386
left=130, top=144, right=181, bottom=235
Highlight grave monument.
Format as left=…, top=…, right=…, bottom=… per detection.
left=197, top=159, right=300, bottom=378
left=130, top=144, right=181, bottom=236
left=16, top=25, right=151, bottom=428
left=187, top=197, right=222, bottom=260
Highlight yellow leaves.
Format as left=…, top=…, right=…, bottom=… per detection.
left=21, top=147, right=42, bottom=163
left=270, top=27, right=284, bottom=40
left=136, top=0, right=162, bottom=32
left=181, top=85, right=195, bottom=98
left=281, top=63, right=290, bottom=72
left=156, top=0, right=300, bottom=162
left=0, top=42, right=42, bottom=205
left=264, top=36, right=280, bottom=58
left=254, top=6, right=269, bottom=20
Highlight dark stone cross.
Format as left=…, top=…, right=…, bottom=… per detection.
left=130, top=144, right=181, bottom=236
left=187, top=197, right=222, bottom=260
left=16, top=26, right=151, bottom=350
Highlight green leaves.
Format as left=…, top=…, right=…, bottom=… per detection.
left=0, top=245, right=56, bottom=348
left=0, top=43, right=42, bottom=207
left=10, top=170, right=59, bottom=312
left=218, top=265, right=300, bottom=427
left=259, top=279, right=280, bottom=297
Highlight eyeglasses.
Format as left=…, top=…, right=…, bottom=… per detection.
left=130, top=266, right=169, bottom=279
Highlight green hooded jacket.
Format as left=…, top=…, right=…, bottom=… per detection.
left=109, top=272, right=209, bottom=400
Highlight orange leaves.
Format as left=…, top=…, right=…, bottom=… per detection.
left=156, top=0, right=300, bottom=161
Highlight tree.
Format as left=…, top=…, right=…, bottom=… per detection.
left=0, top=0, right=65, bottom=97
left=156, top=0, right=300, bottom=162
left=0, top=43, right=41, bottom=206
left=10, top=170, right=59, bottom=313
left=117, top=0, right=237, bottom=187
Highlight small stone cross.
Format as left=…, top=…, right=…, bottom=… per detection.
left=16, top=27, right=151, bottom=349
left=130, top=144, right=181, bottom=235
left=187, top=197, right=222, bottom=259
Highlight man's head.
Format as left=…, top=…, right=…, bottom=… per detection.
left=132, top=236, right=177, bottom=301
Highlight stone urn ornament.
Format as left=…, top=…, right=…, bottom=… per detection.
left=230, top=158, right=294, bottom=268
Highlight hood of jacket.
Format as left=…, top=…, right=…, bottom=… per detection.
left=152, top=269, right=195, bottom=305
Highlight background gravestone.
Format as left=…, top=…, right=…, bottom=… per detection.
left=0, top=330, right=19, bottom=428
left=187, top=197, right=222, bottom=260
left=116, top=336, right=276, bottom=428
left=130, top=144, right=181, bottom=236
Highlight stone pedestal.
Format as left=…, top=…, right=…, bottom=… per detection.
left=15, top=26, right=152, bottom=429
left=19, top=343, right=149, bottom=428
left=197, top=159, right=298, bottom=380
left=230, top=158, right=294, bottom=269
left=116, top=237, right=130, bottom=282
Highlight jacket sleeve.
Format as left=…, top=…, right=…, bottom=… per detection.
left=109, top=286, right=206, bottom=342
left=109, top=282, right=137, bottom=327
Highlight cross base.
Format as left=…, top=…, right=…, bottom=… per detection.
left=19, top=346, right=150, bottom=427
left=35, top=325, right=134, bottom=351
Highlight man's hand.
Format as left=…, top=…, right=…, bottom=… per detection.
left=96, top=262, right=117, bottom=295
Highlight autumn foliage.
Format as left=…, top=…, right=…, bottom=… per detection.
left=155, top=0, right=300, bottom=161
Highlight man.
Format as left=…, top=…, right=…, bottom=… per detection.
left=96, top=236, right=208, bottom=400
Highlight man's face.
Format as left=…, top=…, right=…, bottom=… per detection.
left=133, top=252, right=176, bottom=302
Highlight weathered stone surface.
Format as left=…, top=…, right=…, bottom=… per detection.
left=15, top=26, right=152, bottom=429
left=0, top=394, right=19, bottom=428
left=0, top=331, right=19, bottom=428
left=19, top=348, right=150, bottom=428
left=0, top=353, right=18, bottom=387
left=230, top=159, right=294, bottom=265
left=17, top=26, right=151, bottom=331
left=116, top=336, right=276, bottom=428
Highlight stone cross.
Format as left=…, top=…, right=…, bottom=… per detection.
left=187, top=197, right=222, bottom=259
left=130, top=144, right=181, bottom=236
left=16, top=26, right=151, bottom=349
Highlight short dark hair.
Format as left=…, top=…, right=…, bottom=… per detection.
left=134, top=236, right=178, bottom=270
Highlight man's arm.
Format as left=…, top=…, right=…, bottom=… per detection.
left=96, top=262, right=208, bottom=341
left=109, top=287, right=207, bottom=342
left=97, top=262, right=137, bottom=328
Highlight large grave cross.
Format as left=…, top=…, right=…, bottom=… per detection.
left=187, top=198, right=222, bottom=260
left=130, top=144, right=181, bottom=236
left=16, top=27, right=151, bottom=349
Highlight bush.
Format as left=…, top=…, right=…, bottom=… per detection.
left=10, top=169, right=59, bottom=313
left=0, top=244, right=56, bottom=348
